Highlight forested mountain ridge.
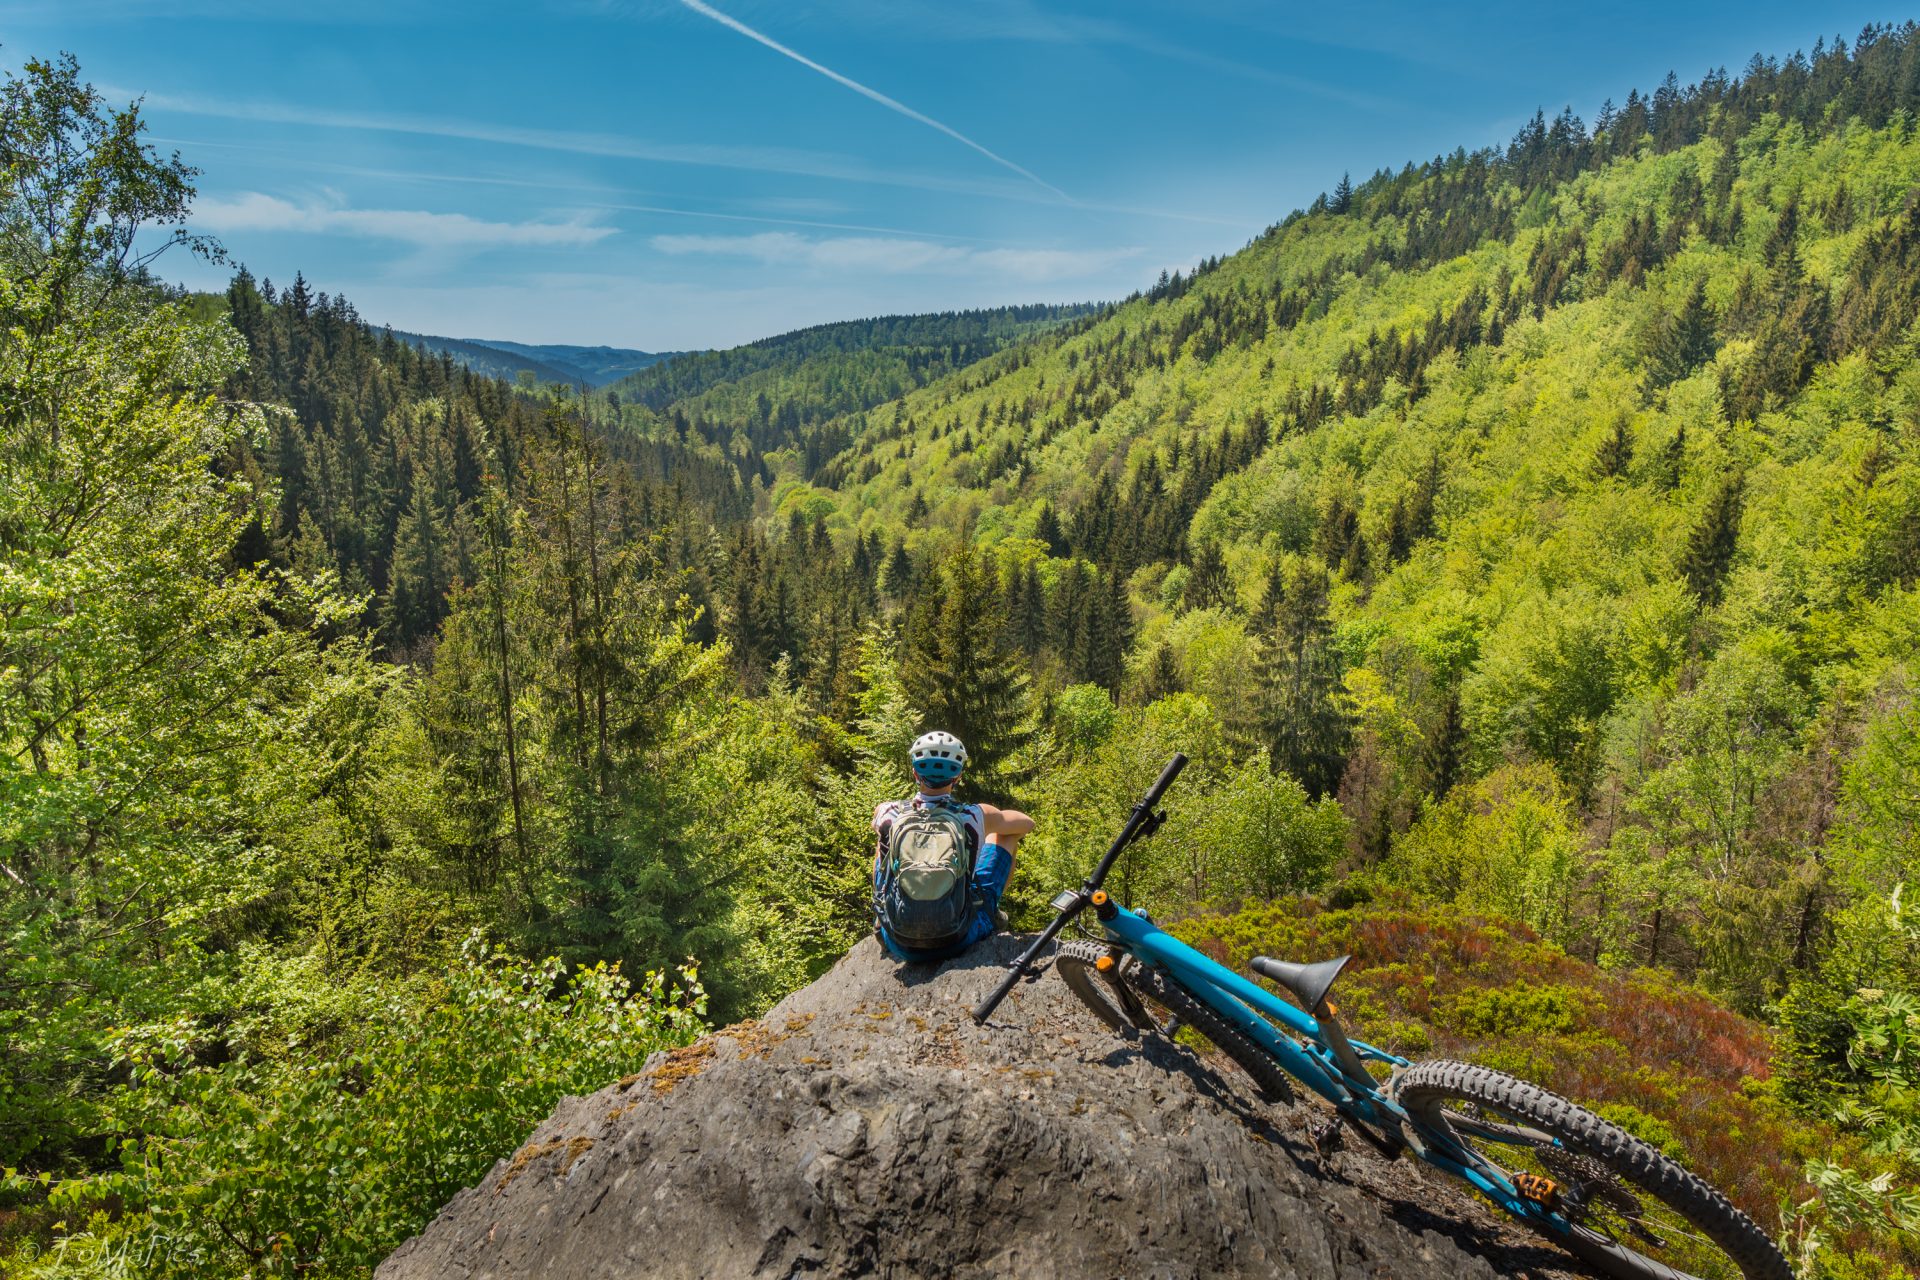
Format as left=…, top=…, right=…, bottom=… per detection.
left=387, top=330, right=592, bottom=386
left=601, top=303, right=1099, bottom=461
left=744, top=28, right=1920, bottom=1009
left=593, top=29, right=1920, bottom=1266
left=8, top=31, right=1920, bottom=1280
left=204, top=268, right=754, bottom=659
left=387, top=332, right=678, bottom=388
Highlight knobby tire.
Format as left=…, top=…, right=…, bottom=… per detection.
left=1055, top=939, right=1294, bottom=1104
left=1392, top=1060, right=1791, bottom=1280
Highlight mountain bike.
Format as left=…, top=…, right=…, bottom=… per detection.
left=973, top=754, right=1792, bottom=1280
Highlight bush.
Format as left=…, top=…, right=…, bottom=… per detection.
left=1174, top=895, right=1908, bottom=1271
left=6, top=938, right=705, bottom=1279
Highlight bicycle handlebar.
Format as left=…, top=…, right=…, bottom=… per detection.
left=970, top=753, right=1187, bottom=1025
left=1143, top=752, right=1188, bottom=809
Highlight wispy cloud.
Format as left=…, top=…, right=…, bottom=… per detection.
left=651, top=230, right=1138, bottom=281
left=193, top=192, right=616, bottom=247
left=137, top=91, right=1246, bottom=226
left=674, top=0, right=1069, bottom=200
left=804, top=0, right=1404, bottom=111
left=133, top=89, right=1042, bottom=203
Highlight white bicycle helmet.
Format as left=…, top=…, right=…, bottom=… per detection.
left=910, top=730, right=968, bottom=784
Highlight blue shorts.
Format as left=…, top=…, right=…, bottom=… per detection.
left=878, top=841, right=1013, bottom=963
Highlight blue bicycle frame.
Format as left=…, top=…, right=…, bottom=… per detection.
left=1093, top=901, right=1574, bottom=1232
left=971, top=753, right=1759, bottom=1275
left=969, top=752, right=1576, bottom=1237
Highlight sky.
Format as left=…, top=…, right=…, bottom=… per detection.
left=6, top=0, right=1907, bottom=350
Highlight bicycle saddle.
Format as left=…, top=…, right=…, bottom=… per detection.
left=1251, top=954, right=1350, bottom=1013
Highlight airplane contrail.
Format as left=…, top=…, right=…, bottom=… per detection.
left=677, top=0, right=1070, bottom=202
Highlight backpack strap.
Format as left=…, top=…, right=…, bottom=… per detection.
left=918, top=793, right=980, bottom=861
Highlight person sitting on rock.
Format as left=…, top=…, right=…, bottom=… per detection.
left=870, top=730, right=1034, bottom=962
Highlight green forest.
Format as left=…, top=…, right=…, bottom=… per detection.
left=7, top=26, right=1920, bottom=1277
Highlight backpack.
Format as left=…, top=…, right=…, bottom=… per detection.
left=873, top=798, right=979, bottom=951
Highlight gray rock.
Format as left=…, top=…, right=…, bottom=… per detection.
left=377, top=935, right=1582, bottom=1279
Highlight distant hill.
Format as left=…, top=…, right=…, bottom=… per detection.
left=390, top=331, right=681, bottom=388
left=601, top=303, right=1100, bottom=461
left=460, top=340, right=681, bottom=387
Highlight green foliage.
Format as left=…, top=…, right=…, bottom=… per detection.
left=24, top=31, right=1920, bottom=1280
left=0, top=53, right=385, bottom=1171
left=1594, top=1102, right=1688, bottom=1161
left=1389, top=765, right=1585, bottom=946
left=5, top=941, right=703, bottom=1279
left=1014, top=692, right=1345, bottom=920
left=901, top=545, right=1036, bottom=801
left=1449, top=980, right=1582, bottom=1038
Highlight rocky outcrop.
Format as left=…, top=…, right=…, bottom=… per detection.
left=377, top=935, right=1581, bottom=1279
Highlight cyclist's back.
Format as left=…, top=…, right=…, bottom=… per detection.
left=870, top=730, right=1033, bottom=963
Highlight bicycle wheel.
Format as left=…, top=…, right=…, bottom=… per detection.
left=1393, top=1061, right=1790, bottom=1280
left=1055, top=940, right=1294, bottom=1104
left=1054, top=938, right=1155, bottom=1033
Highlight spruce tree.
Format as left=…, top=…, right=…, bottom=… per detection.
left=1137, top=642, right=1183, bottom=705
left=1184, top=540, right=1233, bottom=611
left=901, top=547, right=1033, bottom=801
left=1084, top=568, right=1135, bottom=694
left=1681, top=473, right=1746, bottom=606
left=881, top=541, right=915, bottom=601
left=1249, top=562, right=1348, bottom=797
left=1654, top=425, right=1688, bottom=492
left=1422, top=692, right=1466, bottom=800
left=1593, top=412, right=1635, bottom=479
left=1644, top=276, right=1718, bottom=388
left=1034, top=500, right=1067, bottom=556
left=1385, top=495, right=1413, bottom=563
left=1048, top=559, right=1092, bottom=676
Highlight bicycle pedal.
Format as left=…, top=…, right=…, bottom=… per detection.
left=1513, top=1172, right=1561, bottom=1211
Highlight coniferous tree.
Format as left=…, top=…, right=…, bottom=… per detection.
left=1083, top=568, right=1135, bottom=694
left=1317, top=492, right=1370, bottom=582
left=1013, top=561, right=1048, bottom=654
left=1137, top=641, right=1183, bottom=705
left=881, top=540, right=915, bottom=602
left=1383, top=495, right=1413, bottom=564
left=1034, top=500, right=1067, bottom=556
left=1048, top=559, right=1093, bottom=677
left=1681, top=473, right=1746, bottom=606
left=1654, top=425, right=1689, bottom=492
left=901, top=546, right=1033, bottom=801
left=1593, top=412, right=1635, bottom=479
left=1423, top=692, right=1466, bottom=800
left=382, top=475, right=450, bottom=652
left=1249, top=562, right=1348, bottom=797
left=1184, top=540, right=1234, bottom=611
left=1644, top=276, right=1719, bottom=388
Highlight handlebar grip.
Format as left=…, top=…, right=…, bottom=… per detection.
left=1140, top=753, right=1188, bottom=810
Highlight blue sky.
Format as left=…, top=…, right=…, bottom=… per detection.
left=7, top=0, right=1905, bottom=349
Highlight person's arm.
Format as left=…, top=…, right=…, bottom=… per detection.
left=978, top=803, right=1035, bottom=839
